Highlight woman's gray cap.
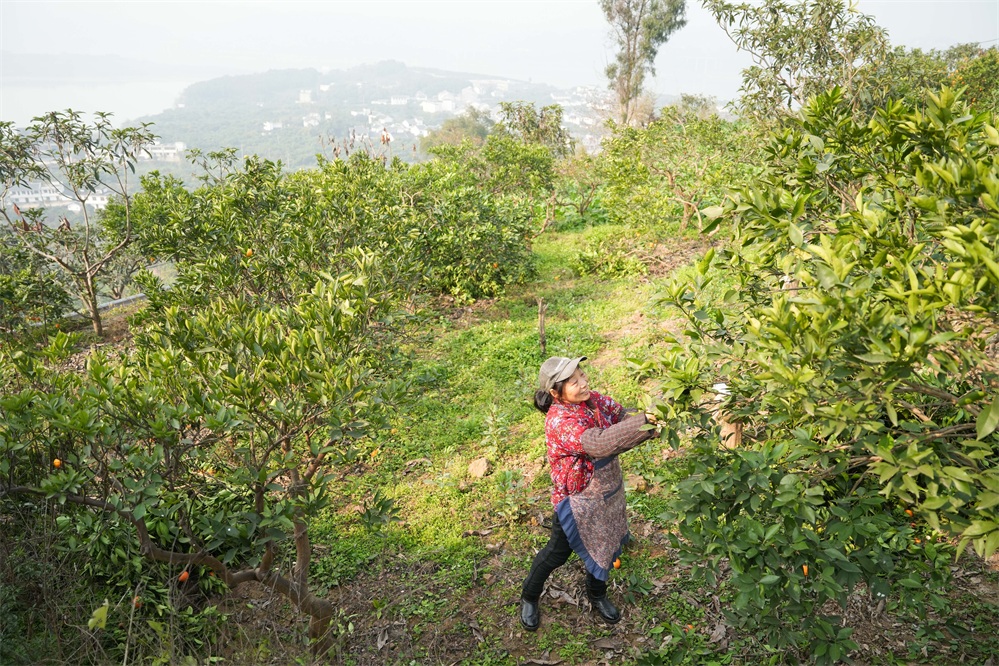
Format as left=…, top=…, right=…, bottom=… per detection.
left=539, top=356, right=587, bottom=391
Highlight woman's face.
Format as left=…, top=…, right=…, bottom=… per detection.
left=552, top=368, right=590, bottom=404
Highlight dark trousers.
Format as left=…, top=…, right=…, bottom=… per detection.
left=521, top=511, right=608, bottom=602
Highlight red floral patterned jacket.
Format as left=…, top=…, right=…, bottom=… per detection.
left=544, top=391, right=626, bottom=506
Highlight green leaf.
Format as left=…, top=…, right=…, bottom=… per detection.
left=702, top=205, right=725, bottom=220
left=985, top=124, right=999, bottom=147
left=977, top=493, right=999, bottom=512
left=789, top=222, right=803, bottom=248
left=855, top=352, right=893, bottom=363
left=976, top=394, right=999, bottom=439
left=88, top=599, right=109, bottom=630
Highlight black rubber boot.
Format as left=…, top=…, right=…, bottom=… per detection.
left=520, top=597, right=540, bottom=631
left=588, top=594, right=621, bottom=624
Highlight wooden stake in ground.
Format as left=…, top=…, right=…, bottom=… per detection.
left=537, top=297, right=548, bottom=356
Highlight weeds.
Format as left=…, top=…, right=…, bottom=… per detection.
left=360, top=489, right=401, bottom=534
left=494, top=469, right=535, bottom=524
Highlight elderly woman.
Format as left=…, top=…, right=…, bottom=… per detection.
left=520, top=356, right=657, bottom=630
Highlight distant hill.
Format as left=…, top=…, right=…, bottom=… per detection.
left=135, top=60, right=575, bottom=170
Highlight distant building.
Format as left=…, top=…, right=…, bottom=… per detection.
left=4, top=181, right=69, bottom=208
left=303, top=113, right=320, bottom=128
left=298, top=90, right=313, bottom=104
left=390, top=96, right=409, bottom=106
left=459, top=86, right=478, bottom=104
left=144, top=141, right=187, bottom=162
left=262, top=121, right=283, bottom=133
left=3, top=181, right=111, bottom=210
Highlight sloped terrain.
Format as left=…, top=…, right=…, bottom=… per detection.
left=186, top=227, right=999, bottom=665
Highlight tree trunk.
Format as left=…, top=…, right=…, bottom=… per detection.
left=306, top=601, right=335, bottom=657
left=82, top=274, right=104, bottom=337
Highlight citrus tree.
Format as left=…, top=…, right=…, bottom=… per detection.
left=0, top=229, right=73, bottom=342
left=951, top=46, right=999, bottom=114
left=647, top=87, right=999, bottom=661
left=1, top=261, right=405, bottom=655
left=132, top=151, right=419, bottom=308
left=419, top=107, right=494, bottom=154
left=1, top=150, right=412, bottom=656
left=402, top=155, right=536, bottom=300
left=495, top=102, right=575, bottom=159
left=600, top=106, right=761, bottom=234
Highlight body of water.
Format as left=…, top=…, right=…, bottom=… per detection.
left=1, top=80, right=191, bottom=126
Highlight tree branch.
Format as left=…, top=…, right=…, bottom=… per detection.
left=901, top=381, right=982, bottom=416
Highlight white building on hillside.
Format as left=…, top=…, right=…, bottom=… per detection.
left=144, top=141, right=187, bottom=162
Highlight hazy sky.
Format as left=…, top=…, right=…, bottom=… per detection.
left=2, top=0, right=998, bottom=124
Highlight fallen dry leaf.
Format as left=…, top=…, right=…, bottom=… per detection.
left=708, top=621, right=727, bottom=644
left=590, top=637, right=617, bottom=649
left=525, top=651, right=563, bottom=666
left=469, top=619, right=484, bottom=643
left=547, top=587, right=579, bottom=606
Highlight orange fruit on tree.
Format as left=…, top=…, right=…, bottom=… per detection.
left=245, top=248, right=253, bottom=257
left=802, top=564, right=809, bottom=577
left=132, top=596, right=142, bottom=608
left=53, top=458, right=62, bottom=468
left=905, top=509, right=913, bottom=517
left=613, top=558, right=621, bottom=569
left=178, top=570, right=190, bottom=583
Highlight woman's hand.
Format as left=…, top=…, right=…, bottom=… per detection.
left=643, top=402, right=668, bottom=436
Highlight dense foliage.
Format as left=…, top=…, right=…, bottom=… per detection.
left=1, top=135, right=540, bottom=660
left=951, top=46, right=999, bottom=114
left=649, top=87, right=999, bottom=661
left=600, top=106, right=761, bottom=233
left=0, top=231, right=73, bottom=341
